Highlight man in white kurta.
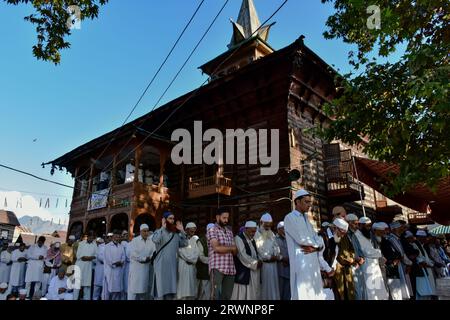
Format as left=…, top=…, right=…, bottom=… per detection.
left=128, top=224, right=155, bottom=300
left=75, top=233, right=97, bottom=300
left=0, top=242, right=12, bottom=284
left=25, top=236, right=48, bottom=298
left=9, top=243, right=27, bottom=292
left=355, top=217, right=389, bottom=300
left=254, top=213, right=281, bottom=300
left=45, top=268, right=73, bottom=300
left=231, top=221, right=261, bottom=300
left=103, top=231, right=125, bottom=300
left=121, top=231, right=130, bottom=300
left=177, top=222, right=199, bottom=300
left=197, top=223, right=214, bottom=300
left=93, top=237, right=105, bottom=300
left=0, top=282, right=10, bottom=300
left=284, top=189, right=326, bottom=300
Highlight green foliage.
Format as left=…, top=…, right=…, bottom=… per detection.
left=320, top=0, right=449, bottom=195
left=5, top=0, right=109, bottom=64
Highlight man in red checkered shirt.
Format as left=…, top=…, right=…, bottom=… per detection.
left=207, top=207, right=237, bottom=300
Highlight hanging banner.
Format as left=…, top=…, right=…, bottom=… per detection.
left=87, top=188, right=110, bottom=211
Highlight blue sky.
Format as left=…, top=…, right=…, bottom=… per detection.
left=0, top=0, right=391, bottom=222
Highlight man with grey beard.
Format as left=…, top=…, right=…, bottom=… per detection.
left=254, top=213, right=281, bottom=300
left=275, top=222, right=290, bottom=300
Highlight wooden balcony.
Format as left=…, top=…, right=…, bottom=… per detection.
left=188, top=176, right=232, bottom=199
left=326, top=175, right=364, bottom=204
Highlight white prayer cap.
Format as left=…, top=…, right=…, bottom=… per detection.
left=359, top=217, right=372, bottom=224
left=185, top=222, right=197, bottom=229
left=294, top=189, right=310, bottom=200
left=373, top=222, right=389, bottom=231
left=0, top=283, right=7, bottom=289
left=321, top=222, right=330, bottom=228
left=107, top=233, right=113, bottom=237
left=390, top=221, right=402, bottom=229
left=346, top=214, right=358, bottom=222
left=404, top=231, right=414, bottom=238
left=14, top=243, right=20, bottom=247
left=333, top=218, right=349, bottom=232
left=260, top=213, right=273, bottom=223
left=122, top=230, right=128, bottom=235
left=54, top=242, right=61, bottom=248
left=19, top=289, right=27, bottom=295
left=68, top=235, right=76, bottom=240
left=206, top=223, right=215, bottom=230
left=277, top=221, right=285, bottom=229
left=140, top=224, right=150, bottom=231
left=416, top=230, right=428, bottom=237
left=245, top=221, right=258, bottom=228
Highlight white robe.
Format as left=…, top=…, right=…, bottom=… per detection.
left=355, top=230, right=389, bottom=300
left=75, top=240, right=97, bottom=287
left=176, top=235, right=199, bottom=299
left=0, top=286, right=11, bottom=300
left=103, top=242, right=125, bottom=294
left=413, top=242, right=436, bottom=298
left=25, top=244, right=48, bottom=283
left=254, top=229, right=281, bottom=300
left=317, top=237, right=335, bottom=300
left=284, top=210, right=326, bottom=300
left=46, top=276, right=73, bottom=300
left=0, top=250, right=12, bottom=283
left=10, top=249, right=27, bottom=287
left=128, top=236, right=155, bottom=295
left=231, top=234, right=260, bottom=300
left=94, top=243, right=105, bottom=287
left=121, top=241, right=130, bottom=294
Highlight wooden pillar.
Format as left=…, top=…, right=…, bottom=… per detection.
left=85, top=163, right=95, bottom=221
left=159, top=149, right=168, bottom=188
left=73, top=167, right=79, bottom=198
left=111, top=155, right=117, bottom=188
left=134, top=145, right=142, bottom=183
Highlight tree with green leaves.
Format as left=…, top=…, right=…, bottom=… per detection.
left=320, top=0, right=449, bottom=195
left=4, top=0, right=109, bottom=64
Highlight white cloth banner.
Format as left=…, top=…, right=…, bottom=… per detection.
left=87, top=188, right=110, bottom=211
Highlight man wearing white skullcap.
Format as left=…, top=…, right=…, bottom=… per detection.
left=9, top=242, right=27, bottom=294
left=329, top=218, right=357, bottom=300
left=0, top=282, right=10, bottom=300
left=176, top=222, right=199, bottom=300
left=45, top=268, right=73, bottom=300
left=345, top=214, right=367, bottom=300
left=414, top=229, right=437, bottom=299
left=127, top=223, right=155, bottom=300
left=254, top=213, right=281, bottom=300
left=93, top=235, right=106, bottom=300
left=231, top=221, right=261, bottom=300
left=284, top=188, right=326, bottom=300
left=74, top=231, right=97, bottom=300
left=24, top=236, right=47, bottom=299
left=275, top=221, right=290, bottom=300
left=18, top=288, right=27, bottom=300
left=380, top=220, right=413, bottom=300
left=197, top=224, right=213, bottom=300
left=120, top=230, right=131, bottom=300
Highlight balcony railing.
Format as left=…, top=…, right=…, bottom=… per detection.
left=188, top=175, right=232, bottom=199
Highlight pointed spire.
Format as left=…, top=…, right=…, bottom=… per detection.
left=229, top=0, right=275, bottom=48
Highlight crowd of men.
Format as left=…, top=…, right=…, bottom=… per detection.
left=1, top=189, right=449, bottom=301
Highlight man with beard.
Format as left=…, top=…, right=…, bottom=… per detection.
left=93, top=237, right=105, bottom=300
left=75, top=232, right=97, bottom=300
left=207, top=207, right=238, bottom=300
left=177, top=222, right=199, bottom=300
left=103, top=230, right=125, bottom=300
left=275, top=222, right=290, bottom=300
left=386, top=221, right=413, bottom=300
left=121, top=231, right=130, bottom=300
left=284, top=189, right=325, bottom=300
left=345, top=214, right=366, bottom=300
left=354, top=217, right=389, bottom=300
left=196, top=223, right=214, bottom=300
left=152, top=211, right=187, bottom=300
left=42, top=242, right=62, bottom=297
left=25, top=236, right=48, bottom=298
left=9, top=242, right=27, bottom=294
left=415, top=230, right=436, bottom=299
left=60, top=235, right=76, bottom=272
left=254, top=213, right=281, bottom=300
left=231, top=221, right=262, bottom=300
